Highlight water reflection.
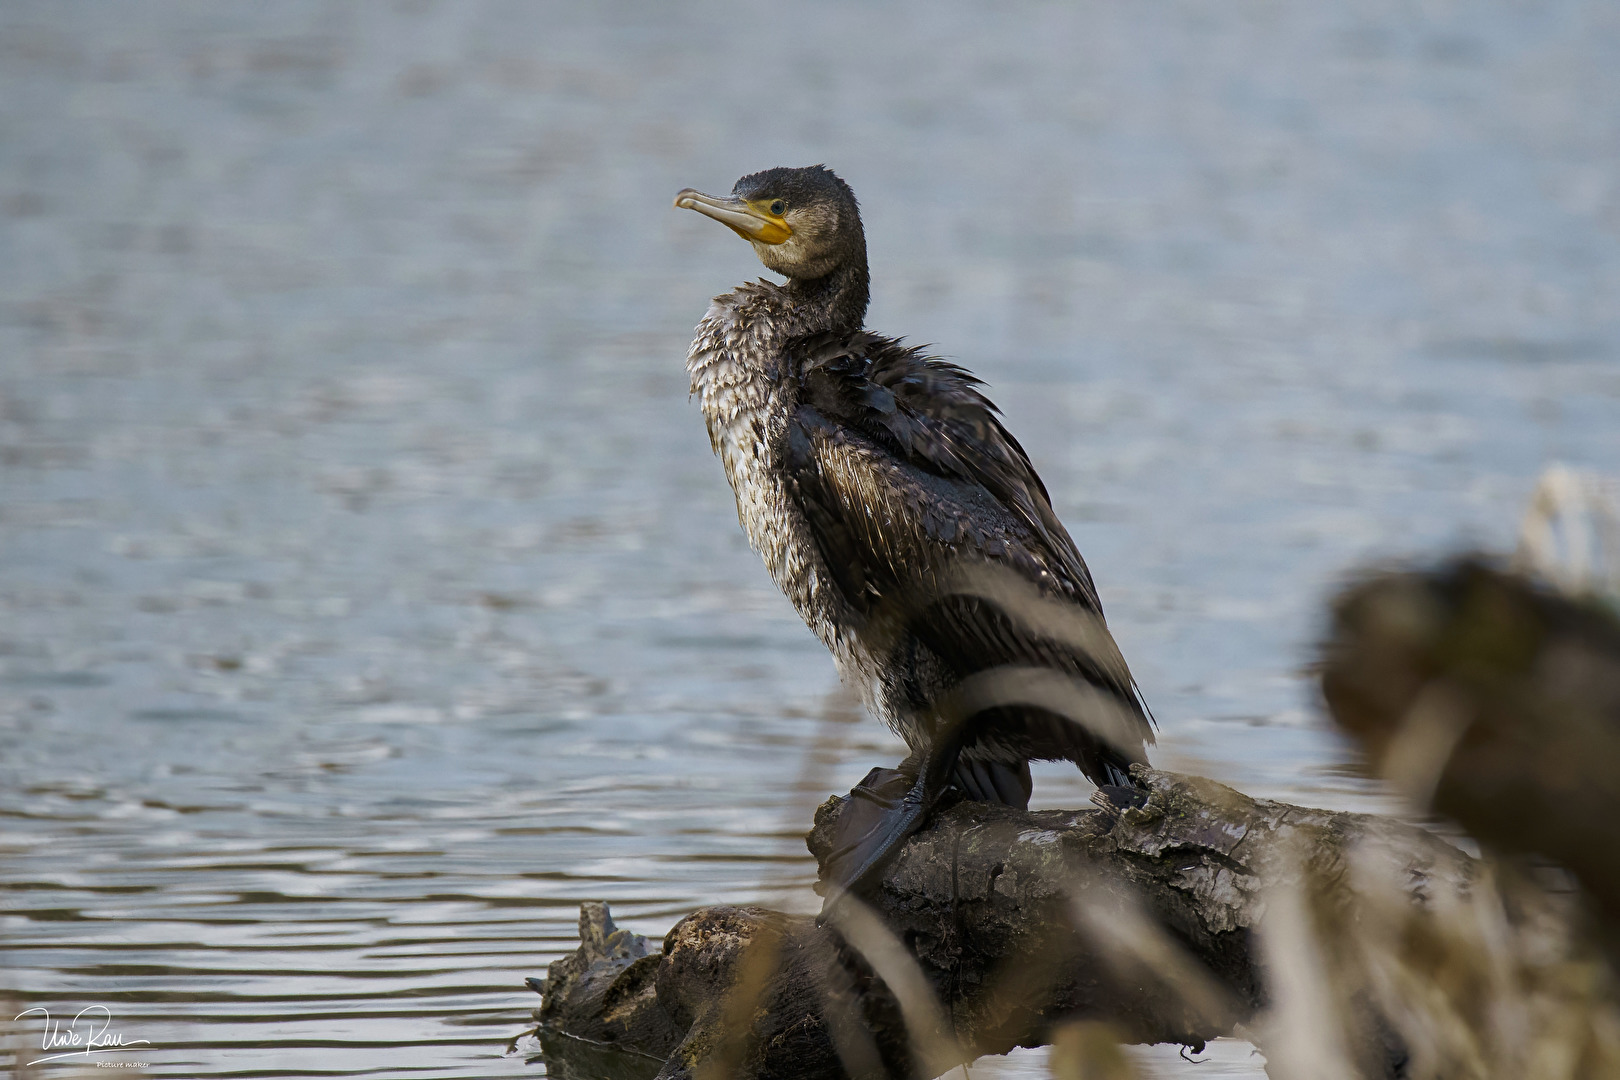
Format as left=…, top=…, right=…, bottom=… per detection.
left=1, top=1, right=1616, bottom=1076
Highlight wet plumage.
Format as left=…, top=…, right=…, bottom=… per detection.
left=676, top=166, right=1153, bottom=890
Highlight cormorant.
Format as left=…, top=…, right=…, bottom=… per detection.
left=675, top=165, right=1153, bottom=894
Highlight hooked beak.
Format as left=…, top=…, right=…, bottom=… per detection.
left=673, top=188, right=792, bottom=245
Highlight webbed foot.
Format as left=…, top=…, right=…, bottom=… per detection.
left=817, top=751, right=958, bottom=922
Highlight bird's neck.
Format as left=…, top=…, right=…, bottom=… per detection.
left=786, top=251, right=870, bottom=334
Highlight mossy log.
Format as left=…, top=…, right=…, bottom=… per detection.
left=528, top=768, right=1470, bottom=1080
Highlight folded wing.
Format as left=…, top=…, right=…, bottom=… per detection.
left=783, top=332, right=1153, bottom=786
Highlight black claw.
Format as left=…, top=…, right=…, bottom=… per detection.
left=1096, top=782, right=1148, bottom=811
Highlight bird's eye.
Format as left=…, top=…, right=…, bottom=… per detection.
left=770, top=200, right=786, bottom=216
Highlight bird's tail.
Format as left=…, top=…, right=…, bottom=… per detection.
left=950, top=756, right=1033, bottom=809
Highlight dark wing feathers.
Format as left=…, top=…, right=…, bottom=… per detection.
left=793, top=330, right=1100, bottom=609
left=787, top=408, right=1034, bottom=609
left=784, top=332, right=1153, bottom=773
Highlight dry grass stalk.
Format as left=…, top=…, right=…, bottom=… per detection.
left=1513, top=464, right=1620, bottom=599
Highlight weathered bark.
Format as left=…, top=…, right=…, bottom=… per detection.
left=529, top=768, right=1471, bottom=1080
left=1321, top=558, right=1620, bottom=923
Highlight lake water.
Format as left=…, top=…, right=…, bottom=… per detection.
left=1, top=2, right=1616, bottom=1077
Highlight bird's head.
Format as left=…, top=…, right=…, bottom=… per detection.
left=674, top=165, right=864, bottom=282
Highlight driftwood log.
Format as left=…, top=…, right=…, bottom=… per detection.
left=529, top=767, right=1470, bottom=1079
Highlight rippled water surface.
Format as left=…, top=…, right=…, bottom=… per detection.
left=2, top=2, right=1617, bottom=1076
